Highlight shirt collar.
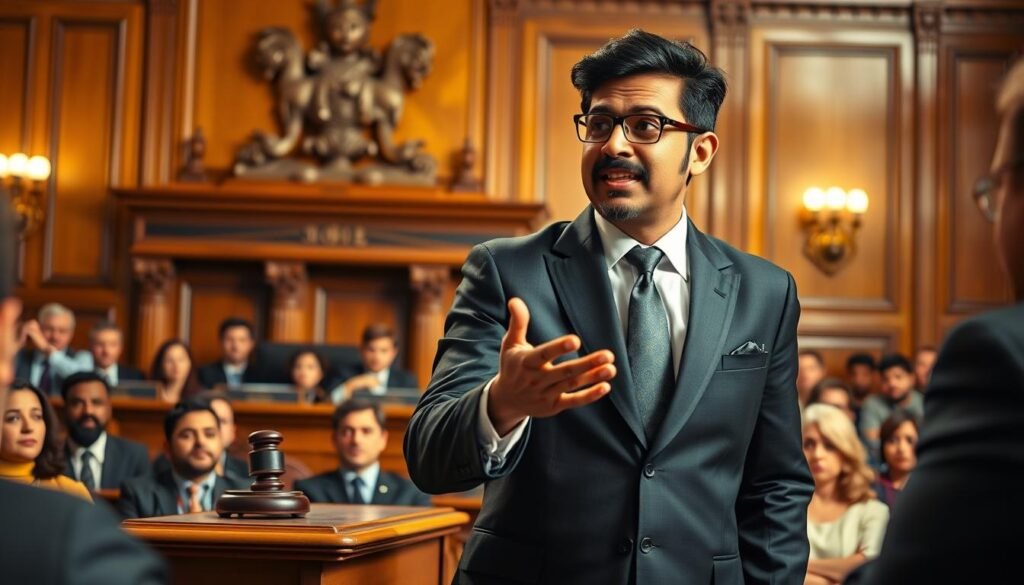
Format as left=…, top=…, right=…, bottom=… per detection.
left=593, top=208, right=689, bottom=280
left=173, top=468, right=218, bottom=494
left=70, top=430, right=108, bottom=465
left=341, top=462, right=381, bottom=488
left=223, top=362, right=246, bottom=375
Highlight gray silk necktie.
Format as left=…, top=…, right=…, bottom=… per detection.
left=79, top=451, right=96, bottom=491
left=624, top=245, right=674, bottom=439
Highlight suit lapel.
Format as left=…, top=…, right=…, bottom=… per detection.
left=372, top=473, right=393, bottom=505
left=102, top=436, right=120, bottom=490
left=328, top=471, right=350, bottom=504
left=545, top=208, right=646, bottom=448
left=155, top=471, right=179, bottom=516
left=650, top=223, right=740, bottom=458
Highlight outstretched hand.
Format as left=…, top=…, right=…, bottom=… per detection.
left=487, top=297, right=616, bottom=436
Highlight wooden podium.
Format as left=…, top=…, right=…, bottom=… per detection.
left=123, top=504, right=469, bottom=585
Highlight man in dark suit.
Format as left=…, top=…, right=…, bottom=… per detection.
left=0, top=193, right=167, bottom=583
left=88, top=321, right=144, bottom=386
left=13, top=302, right=92, bottom=395
left=152, top=391, right=249, bottom=482
left=297, top=399, right=429, bottom=505
left=848, top=55, right=1024, bottom=585
left=404, top=30, right=812, bottom=585
left=61, top=372, right=151, bottom=491
left=119, top=398, right=247, bottom=518
left=197, top=317, right=262, bottom=389
left=331, top=323, right=418, bottom=402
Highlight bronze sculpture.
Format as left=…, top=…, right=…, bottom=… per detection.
left=233, top=0, right=436, bottom=186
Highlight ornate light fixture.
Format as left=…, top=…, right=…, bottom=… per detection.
left=801, top=186, right=869, bottom=275
left=0, top=152, right=51, bottom=239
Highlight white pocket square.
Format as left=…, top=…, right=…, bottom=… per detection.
left=729, top=341, right=766, bottom=355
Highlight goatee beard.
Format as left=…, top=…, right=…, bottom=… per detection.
left=68, top=417, right=104, bottom=447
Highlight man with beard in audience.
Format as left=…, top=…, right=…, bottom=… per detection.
left=62, top=372, right=150, bottom=491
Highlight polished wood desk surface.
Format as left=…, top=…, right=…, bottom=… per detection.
left=123, top=504, right=469, bottom=559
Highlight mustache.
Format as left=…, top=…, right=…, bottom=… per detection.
left=592, top=157, right=649, bottom=185
left=188, top=448, right=215, bottom=459
left=74, top=415, right=101, bottom=428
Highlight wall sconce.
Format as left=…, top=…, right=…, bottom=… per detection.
left=801, top=186, right=868, bottom=275
left=0, top=152, right=51, bottom=239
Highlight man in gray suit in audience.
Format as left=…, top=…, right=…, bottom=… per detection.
left=0, top=194, right=167, bottom=584
left=13, top=302, right=92, bottom=395
left=849, top=56, right=1024, bottom=585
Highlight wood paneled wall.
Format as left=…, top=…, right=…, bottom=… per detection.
left=4, top=0, right=1023, bottom=382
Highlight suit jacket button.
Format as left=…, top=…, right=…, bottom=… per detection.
left=617, top=537, right=633, bottom=555
left=639, top=537, right=654, bottom=554
left=643, top=464, right=655, bottom=478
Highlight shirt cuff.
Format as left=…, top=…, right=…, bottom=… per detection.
left=477, top=378, right=529, bottom=470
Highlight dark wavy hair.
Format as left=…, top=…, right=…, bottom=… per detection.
left=5, top=381, right=66, bottom=479
left=149, top=339, right=202, bottom=398
left=879, top=409, right=920, bottom=468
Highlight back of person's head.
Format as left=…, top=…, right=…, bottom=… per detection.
left=6, top=381, right=66, bottom=479
left=571, top=29, right=726, bottom=133
left=878, top=353, right=913, bottom=376
left=361, top=323, right=397, bottom=347
left=163, top=397, right=220, bottom=442
left=60, top=370, right=112, bottom=400
left=846, top=353, right=876, bottom=372
left=802, top=403, right=876, bottom=504
left=331, top=398, right=386, bottom=432
left=218, top=317, right=254, bottom=340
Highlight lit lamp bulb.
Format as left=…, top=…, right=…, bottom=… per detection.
left=847, top=188, right=869, bottom=214
left=26, top=156, right=51, bottom=181
left=0, top=153, right=8, bottom=178
left=803, top=187, right=826, bottom=212
left=825, top=187, right=847, bottom=211
left=7, top=153, right=28, bottom=178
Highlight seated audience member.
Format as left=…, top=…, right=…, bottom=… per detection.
left=89, top=321, right=144, bottom=386
left=802, top=404, right=888, bottom=585
left=153, top=391, right=248, bottom=481
left=61, top=372, right=150, bottom=491
left=119, top=398, right=248, bottom=518
left=290, top=348, right=331, bottom=403
left=858, top=354, right=923, bottom=464
left=797, top=349, right=827, bottom=406
left=295, top=399, right=429, bottom=505
left=806, top=378, right=856, bottom=422
left=913, top=345, right=937, bottom=390
left=0, top=196, right=167, bottom=584
left=332, top=324, right=417, bottom=402
left=872, top=410, right=919, bottom=509
left=0, top=381, right=91, bottom=501
left=845, top=353, right=877, bottom=410
left=13, top=303, right=92, bottom=395
left=197, top=317, right=260, bottom=389
left=149, top=338, right=202, bottom=403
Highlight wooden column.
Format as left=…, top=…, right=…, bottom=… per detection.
left=408, top=265, right=451, bottom=389
left=133, top=258, right=175, bottom=371
left=265, top=261, right=308, bottom=342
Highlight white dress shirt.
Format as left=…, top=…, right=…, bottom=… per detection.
left=341, top=462, right=381, bottom=504
left=476, top=209, right=692, bottom=470
left=223, top=363, right=247, bottom=387
left=96, top=364, right=120, bottom=386
left=30, top=348, right=93, bottom=388
left=69, top=431, right=107, bottom=488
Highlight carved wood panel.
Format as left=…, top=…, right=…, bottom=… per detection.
left=176, top=264, right=269, bottom=366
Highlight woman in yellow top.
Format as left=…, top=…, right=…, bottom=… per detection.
left=0, top=381, right=92, bottom=502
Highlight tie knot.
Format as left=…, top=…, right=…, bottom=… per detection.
left=625, top=245, right=664, bottom=275
left=351, top=476, right=365, bottom=489
left=81, top=451, right=92, bottom=462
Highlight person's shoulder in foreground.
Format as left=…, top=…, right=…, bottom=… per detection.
left=0, top=479, right=167, bottom=585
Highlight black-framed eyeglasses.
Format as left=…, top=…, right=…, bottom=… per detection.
left=573, top=113, right=707, bottom=144
left=973, top=155, right=1024, bottom=222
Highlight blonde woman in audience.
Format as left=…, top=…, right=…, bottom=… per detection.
left=149, top=339, right=201, bottom=403
left=872, top=410, right=918, bottom=508
left=802, top=403, right=889, bottom=585
left=289, top=348, right=330, bottom=403
left=0, top=381, right=91, bottom=501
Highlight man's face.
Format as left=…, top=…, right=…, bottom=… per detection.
left=847, top=364, right=875, bottom=396
left=64, top=380, right=111, bottom=447
left=168, top=410, right=223, bottom=480
left=797, top=355, right=826, bottom=394
left=881, top=367, right=915, bottom=403
left=361, top=338, right=397, bottom=373
left=333, top=408, right=388, bottom=472
left=914, top=349, right=936, bottom=389
left=580, top=73, right=713, bottom=237
left=41, top=312, right=73, bottom=350
left=90, top=329, right=123, bottom=369
left=993, top=61, right=1024, bottom=299
left=208, top=398, right=236, bottom=448
left=221, top=326, right=254, bottom=365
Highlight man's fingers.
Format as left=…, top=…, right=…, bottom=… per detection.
left=543, top=363, right=617, bottom=396
left=502, top=298, right=531, bottom=349
left=521, top=335, right=582, bottom=369
left=553, top=382, right=611, bottom=412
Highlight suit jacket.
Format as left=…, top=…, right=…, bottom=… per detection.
left=849, top=303, right=1024, bottom=585
left=295, top=468, right=431, bottom=506
left=117, top=467, right=247, bottom=519
left=13, top=347, right=92, bottom=393
left=115, top=364, right=146, bottom=383
left=0, top=479, right=167, bottom=584
left=337, top=364, right=419, bottom=390
left=151, top=451, right=249, bottom=483
left=196, top=361, right=263, bottom=389
left=404, top=209, right=813, bottom=585
left=64, top=433, right=151, bottom=490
